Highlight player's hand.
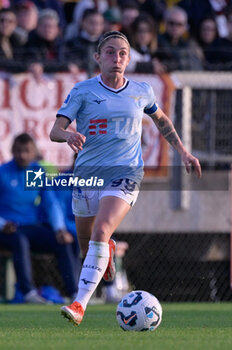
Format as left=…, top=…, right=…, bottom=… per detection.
left=2, top=222, right=17, bottom=234
left=182, top=152, right=202, bottom=178
left=66, top=132, right=86, bottom=152
left=56, top=229, right=74, bottom=244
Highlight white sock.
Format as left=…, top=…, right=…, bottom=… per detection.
left=74, top=240, right=109, bottom=310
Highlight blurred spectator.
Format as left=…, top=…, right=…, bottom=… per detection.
left=0, top=7, right=25, bottom=72
left=14, top=1, right=38, bottom=44
left=217, top=6, right=232, bottom=67
left=205, top=6, right=232, bottom=70
left=103, top=6, right=122, bottom=33
left=135, top=0, right=166, bottom=24
left=127, top=13, right=166, bottom=74
left=166, top=0, right=183, bottom=6
left=0, top=133, right=78, bottom=303
left=196, top=17, right=220, bottom=69
left=65, top=0, right=109, bottom=41
left=179, top=0, right=232, bottom=38
left=197, top=17, right=219, bottom=49
left=0, top=0, right=11, bottom=9
left=118, top=0, right=166, bottom=25
left=14, top=0, right=67, bottom=29
left=72, top=0, right=109, bottom=29
left=24, top=9, right=66, bottom=72
left=27, top=61, right=44, bottom=83
left=63, top=1, right=77, bottom=25
left=119, top=0, right=139, bottom=42
left=157, top=6, right=203, bottom=71
left=65, top=8, right=104, bottom=77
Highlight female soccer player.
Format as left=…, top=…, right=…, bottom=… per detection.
left=50, top=31, right=201, bottom=325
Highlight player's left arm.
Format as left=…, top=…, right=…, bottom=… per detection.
left=149, top=107, right=202, bottom=178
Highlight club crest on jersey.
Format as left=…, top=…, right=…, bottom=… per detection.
left=129, top=95, right=145, bottom=101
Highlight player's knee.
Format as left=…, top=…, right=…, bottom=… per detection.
left=91, top=221, right=111, bottom=242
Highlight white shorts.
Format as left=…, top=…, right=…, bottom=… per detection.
left=72, top=178, right=139, bottom=217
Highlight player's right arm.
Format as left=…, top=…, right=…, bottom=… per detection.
left=50, top=116, right=86, bottom=152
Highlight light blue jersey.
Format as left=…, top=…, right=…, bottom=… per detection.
left=57, top=75, right=158, bottom=185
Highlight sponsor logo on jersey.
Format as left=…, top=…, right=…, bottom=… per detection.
left=88, top=117, right=140, bottom=136
left=89, top=119, right=107, bottom=135
left=93, top=99, right=106, bottom=104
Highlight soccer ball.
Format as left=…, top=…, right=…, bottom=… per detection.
left=116, top=290, right=162, bottom=332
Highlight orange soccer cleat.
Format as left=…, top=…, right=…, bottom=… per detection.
left=103, top=239, right=116, bottom=282
left=61, top=301, right=84, bottom=326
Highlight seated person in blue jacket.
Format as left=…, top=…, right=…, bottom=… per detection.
left=0, top=133, right=77, bottom=303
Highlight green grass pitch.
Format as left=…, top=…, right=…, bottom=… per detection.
left=0, top=303, right=231, bottom=350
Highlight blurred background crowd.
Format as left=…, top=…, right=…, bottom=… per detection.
left=1, top=0, right=232, bottom=77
